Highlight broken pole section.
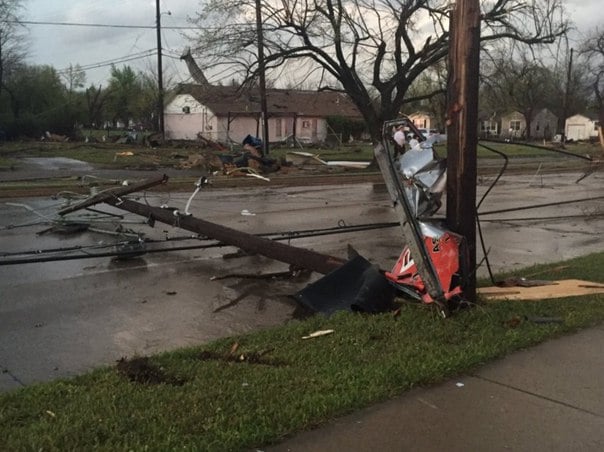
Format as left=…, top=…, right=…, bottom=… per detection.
left=446, top=0, right=480, bottom=302
left=58, top=174, right=169, bottom=216
left=106, top=198, right=345, bottom=275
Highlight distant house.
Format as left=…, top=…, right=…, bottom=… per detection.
left=164, top=84, right=362, bottom=144
left=531, top=108, right=557, bottom=140
left=500, top=111, right=525, bottom=139
left=407, top=111, right=441, bottom=131
left=565, top=114, right=600, bottom=141
left=500, top=108, right=557, bottom=140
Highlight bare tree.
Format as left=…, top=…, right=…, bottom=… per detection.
left=581, top=28, right=604, bottom=149
left=404, top=61, right=448, bottom=129
left=481, top=47, right=555, bottom=139
left=0, top=0, right=27, bottom=94
left=61, top=64, right=87, bottom=96
left=85, top=84, right=108, bottom=128
left=188, top=0, right=568, bottom=141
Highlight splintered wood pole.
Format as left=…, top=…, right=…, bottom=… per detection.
left=106, top=198, right=346, bottom=275
left=446, top=0, right=481, bottom=302
left=255, top=0, right=270, bottom=156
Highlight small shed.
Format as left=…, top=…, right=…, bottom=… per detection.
left=565, top=114, right=600, bottom=141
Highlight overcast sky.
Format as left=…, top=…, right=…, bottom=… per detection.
left=25, top=0, right=195, bottom=86
left=23, top=0, right=602, bottom=88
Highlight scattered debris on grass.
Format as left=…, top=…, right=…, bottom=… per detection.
left=196, top=347, right=285, bottom=366
left=302, top=329, right=335, bottom=340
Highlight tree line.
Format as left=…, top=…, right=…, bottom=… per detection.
left=1, top=0, right=603, bottom=144
left=0, top=1, right=161, bottom=139
left=0, top=62, right=160, bottom=139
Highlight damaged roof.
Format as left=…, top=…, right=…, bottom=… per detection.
left=175, top=83, right=362, bottom=119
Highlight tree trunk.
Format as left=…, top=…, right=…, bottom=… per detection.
left=524, top=109, right=533, bottom=140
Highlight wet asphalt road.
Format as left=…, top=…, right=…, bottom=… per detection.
left=1, top=165, right=603, bottom=391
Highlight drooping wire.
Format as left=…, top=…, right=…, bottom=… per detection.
left=476, top=144, right=509, bottom=210
left=475, top=143, right=510, bottom=285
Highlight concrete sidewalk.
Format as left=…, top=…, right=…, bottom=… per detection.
left=267, top=326, right=604, bottom=451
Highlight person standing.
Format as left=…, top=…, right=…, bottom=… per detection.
left=393, top=125, right=406, bottom=156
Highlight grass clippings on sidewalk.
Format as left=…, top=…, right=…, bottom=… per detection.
left=1, top=252, right=604, bottom=451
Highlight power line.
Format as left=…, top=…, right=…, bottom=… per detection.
left=9, top=19, right=198, bottom=30
left=7, top=19, right=250, bottom=31
left=56, top=49, right=158, bottom=73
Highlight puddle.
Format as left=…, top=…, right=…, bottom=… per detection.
left=21, top=157, right=93, bottom=171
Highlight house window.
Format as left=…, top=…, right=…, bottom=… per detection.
left=302, top=120, right=311, bottom=129
left=595, top=121, right=600, bottom=131
left=510, top=120, right=521, bottom=131
left=182, top=106, right=191, bottom=114
left=536, top=122, right=540, bottom=131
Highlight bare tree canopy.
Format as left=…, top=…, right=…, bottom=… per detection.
left=188, top=0, right=568, bottom=140
left=580, top=27, right=604, bottom=148
left=481, top=48, right=555, bottom=139
left=0, top=0, right=28, bottom=89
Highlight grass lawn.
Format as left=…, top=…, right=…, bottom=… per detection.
left=1, top=252, right=604, bottom=451
left=0, top=142, right=192, bottom=169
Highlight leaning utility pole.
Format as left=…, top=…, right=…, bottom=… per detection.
left=155, top=0, right=165, bottom=140
left=255, top=0, right=270, bottom=156
left=446, top=0, right=481, bottom=302
left=561, top=48, right=574, bottom=145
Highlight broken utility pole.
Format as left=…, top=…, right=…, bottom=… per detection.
left=446, top=0, right=481, bottom=302
left=58, top=174, right=169, bottom=216
left=59, top=174, right=344, bottom=275
left=107, top=198, right=345, bottom=274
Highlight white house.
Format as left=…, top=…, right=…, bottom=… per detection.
left=565, top=114, right=600, bottom=141
left=164, top=84, right=362, bottom=144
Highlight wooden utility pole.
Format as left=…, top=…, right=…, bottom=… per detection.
left=446, top=0, right=481, bottom=301
left=561, top=48, right=574, bottom=144
left=155, top=0, right=165, bottom=140
left=255, top=0, right=270, bottom=156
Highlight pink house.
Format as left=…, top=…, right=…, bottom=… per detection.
left=164, top=84, right=362, bottom=144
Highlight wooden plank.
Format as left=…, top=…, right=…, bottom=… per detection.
left=479, top=279, right=604, bottom=301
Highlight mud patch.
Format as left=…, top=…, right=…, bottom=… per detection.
left=116, top=356, right=185, bottom=385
